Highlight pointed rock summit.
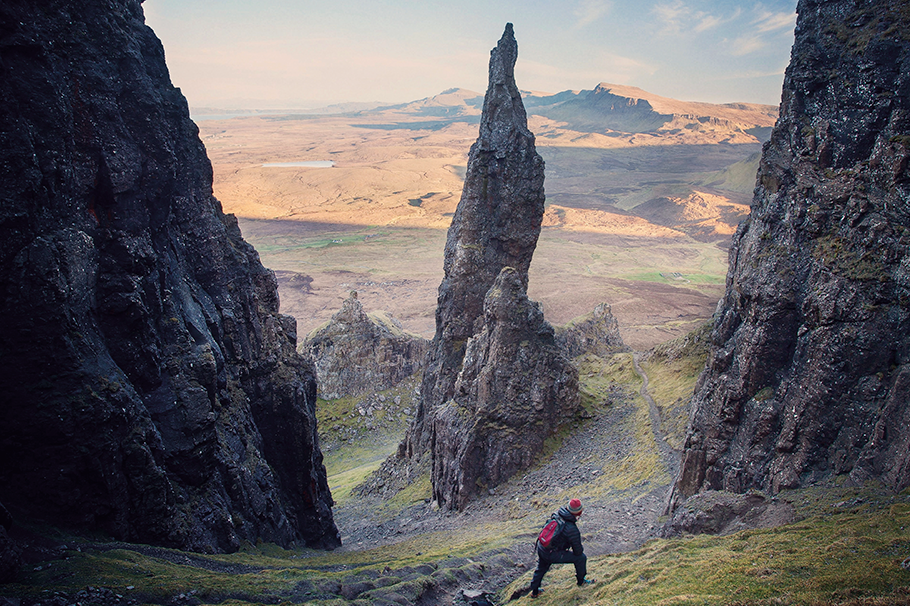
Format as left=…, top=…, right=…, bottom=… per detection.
left=389, top=24, right=577, bottom=509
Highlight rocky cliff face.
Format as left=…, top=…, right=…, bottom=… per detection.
left=303, top=292, right=427, bottom=400
left=669, top=0, right=910, bottom=511
left=0, top=0, right=339, bottom=552
left=432, top=268, right=579, bottom=508
left=393, top=24, right=577, bottom=508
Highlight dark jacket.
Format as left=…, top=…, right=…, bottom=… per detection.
left=540, top=507, right=583, bottom=556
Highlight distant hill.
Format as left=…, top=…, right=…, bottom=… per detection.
left=376, top=88, right=484, bottom=117
left=532, top=83, right=777, bottom=143
left=363, top=83, right=778, bottom=146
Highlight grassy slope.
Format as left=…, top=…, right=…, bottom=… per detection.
left=6, top=337, right=910, bottom=605
left=504, top=485, right=910, bottom=606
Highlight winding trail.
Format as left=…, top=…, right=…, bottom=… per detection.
left=632, top=353, right=680, bottom=478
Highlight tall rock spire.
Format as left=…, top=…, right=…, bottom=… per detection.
left=404, top=23, right=547, bottom=460
left=394, top=24, right=577, bottom=509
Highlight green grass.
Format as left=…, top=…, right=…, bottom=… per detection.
left=640, top=324, right=711, bottom=449
left=620, top=271, right=725, bottom=286
left=9, top=348, right=910, bottom=606
left=316, top=377, right=420, bottom=505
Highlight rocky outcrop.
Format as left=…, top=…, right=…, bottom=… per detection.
left=555, top=303, right=628, bottom=358
left=303, top=292, right=427, bottom=400
left=668, top=0, right=910, bottom=512
left=661, top=491, right=796, bottom=537
left=404, top=23, right=548, bottom=459
left=0, top=0, right=339, bottom=551
left=389, top=24, right=577, bottom=509
left=432, top=268, right=579, bottom=508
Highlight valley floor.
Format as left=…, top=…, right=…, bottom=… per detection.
left=5, top=348, right=909, bottom=606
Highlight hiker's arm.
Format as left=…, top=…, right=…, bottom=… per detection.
left=569, top=525, right=584, bottom=556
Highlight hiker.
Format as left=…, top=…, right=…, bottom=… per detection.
left=530, top=498, right=593, bottom=598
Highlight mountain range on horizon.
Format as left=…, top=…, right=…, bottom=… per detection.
left=192, top=82, right=778, bottom=145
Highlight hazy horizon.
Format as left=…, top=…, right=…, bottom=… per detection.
left=143, top=0, right=797, bottom=110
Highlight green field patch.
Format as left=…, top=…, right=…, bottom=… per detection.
left=621, top=271, right=725, bottom=285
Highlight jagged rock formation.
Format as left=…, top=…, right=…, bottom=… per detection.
left=555, top=303, right=628, bottom=358
left=668, top=0, right=910, bottom=512
left=303, top=292, right=428, bottom=399
left=389, top=24, right=577, bottom=509
left=432, top=268, right=579, bottom=508
left=0, top=0, right=339, bottom=551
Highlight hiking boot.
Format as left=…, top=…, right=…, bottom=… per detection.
left=531, top=588, right=543, bottom=598
left=578, top=578, right=595, bottom=586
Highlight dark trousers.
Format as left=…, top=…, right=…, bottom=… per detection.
left=530, top=548, right=587, bottom=591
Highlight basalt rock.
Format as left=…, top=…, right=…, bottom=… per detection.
left=668, top=0, right=910, bottom=513
left=432, top=268, right=579, bottom=508
left=0, top=0, right=339, bottom=551
left=555, top=303, right=628, bottom=358
left=403, top=23, right=548, bottom=461
left=303, top=292, right=427, bottom=400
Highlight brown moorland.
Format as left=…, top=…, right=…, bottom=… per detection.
left=199, top=85, right=773, bottom=350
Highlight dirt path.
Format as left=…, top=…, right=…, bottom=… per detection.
left=632, top=353, right=680, bottom=478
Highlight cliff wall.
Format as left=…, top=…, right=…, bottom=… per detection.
left=0, top=0, right=339, bottom=551
left=670, top=0, right=910, bottom=509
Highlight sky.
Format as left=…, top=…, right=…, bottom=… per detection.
left=142, top=0, right=798, bottom=110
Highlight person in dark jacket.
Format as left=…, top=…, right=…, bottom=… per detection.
left=530, top=498, right=594, bottom=598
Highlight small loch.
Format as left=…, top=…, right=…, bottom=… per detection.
left=261, top=160, right=335, bottom=168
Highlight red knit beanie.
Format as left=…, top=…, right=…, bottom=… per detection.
left=568, top=498, right=583, bottom=515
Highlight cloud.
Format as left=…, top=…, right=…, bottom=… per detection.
left=573, top=0, right=612, bottom=29
left=728, top=8, right=796, bottom=56
left=753, top=10, right=796, bottom=33
left=694, top=14, right=724, bottom=33
left=730, top=34, right=767, bottom=56
left=517, top=51, right=655, bottom=92
left=651, top=1, right=733, bottom=35
left=651, top=0, right=688, bottom=33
